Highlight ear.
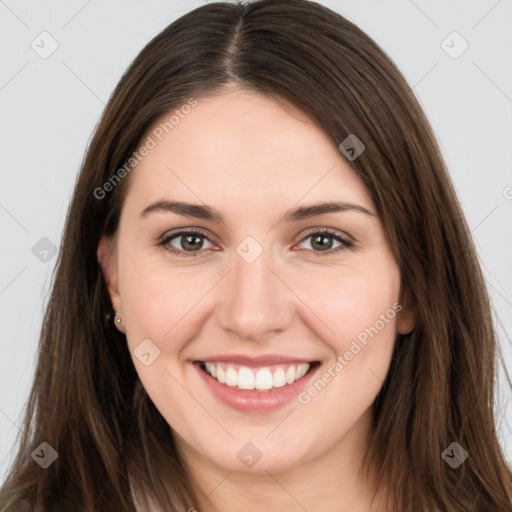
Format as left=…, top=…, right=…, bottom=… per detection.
left=97, top=236, right=124, bottom=326
left=397, top=285, right=416, bottom=335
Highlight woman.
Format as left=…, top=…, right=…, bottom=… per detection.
left=1, top=0, right=511, bottom=510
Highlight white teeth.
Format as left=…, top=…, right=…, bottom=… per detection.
left=202, top=362, right=311, bottom=390
left=273, top=368, right=287, bottom=388
left=238, top=367, right=255, bottom=390
left=285, top=366, right=296, bottom=384
left=216, top=366, right=226, bottom=384
left=225, top=368, right=238, bottom=387
left=255, top=368, right=273, bottom=390
left=296, top=363, right=309, bottom=379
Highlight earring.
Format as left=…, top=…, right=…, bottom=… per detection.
left=114, top=312, right=122, bottom=325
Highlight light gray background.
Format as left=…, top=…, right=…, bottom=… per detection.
left=1, top=0, right=511, bottom=479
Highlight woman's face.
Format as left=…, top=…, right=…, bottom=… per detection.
left=100, top=90, right=414, bottom=476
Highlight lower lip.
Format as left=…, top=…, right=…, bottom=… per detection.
left=194, top=362, right=320, bottom=414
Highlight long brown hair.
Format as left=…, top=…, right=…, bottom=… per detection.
left=2, top=1, right=511, bottom=510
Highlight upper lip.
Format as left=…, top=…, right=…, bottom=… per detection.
left=196, top=354, right=317, bottom=367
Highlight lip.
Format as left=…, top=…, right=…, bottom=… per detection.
left=193, top=359, right=320, bottom=414
left=197, top=353, right=314, bottom=367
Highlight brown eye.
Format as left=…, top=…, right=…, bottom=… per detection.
left=297, top=230, right=353, bottom=255
left=160, top=231, right=214, bottom=257
left=176, top=233, right=205, bottom=251
left=310, top=233, right=335, bottom=251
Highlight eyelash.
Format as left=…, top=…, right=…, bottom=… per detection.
left=157, top=228, right=354, bottom=258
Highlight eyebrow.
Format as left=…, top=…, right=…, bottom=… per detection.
left=139, top=200, right=375, bottom=223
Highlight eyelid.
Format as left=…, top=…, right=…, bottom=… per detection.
left=159, top=226, right=354, bottom=244
left=158, top=226, right=355, bottom=258
left=157, top=228, right=218, bottom=256
left=297, top=226, right=354, bottom=244
left=158, top=227, right=216, bottom=244
left=294, top=227, right=354, bottom=256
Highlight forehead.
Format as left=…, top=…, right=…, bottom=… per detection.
left=125, top=91, right=373, bottom=216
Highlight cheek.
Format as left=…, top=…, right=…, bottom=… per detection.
left=297, top=259, right=401, bottom=349
left=119, top=260, right=209, bottom=348
left=115, top=235, right=187, bottom=341
left=294, top=260, right=400, bottom=416
left=116, top=255, right=213, bottom=421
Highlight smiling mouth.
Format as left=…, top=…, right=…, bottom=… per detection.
left=197, top=361, right=320, bottom=392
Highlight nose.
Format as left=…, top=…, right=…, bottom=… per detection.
left=216, top=247, right=295, bottom=342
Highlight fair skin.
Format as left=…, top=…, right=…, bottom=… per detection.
left=99, top=89, right=415, bottom=512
